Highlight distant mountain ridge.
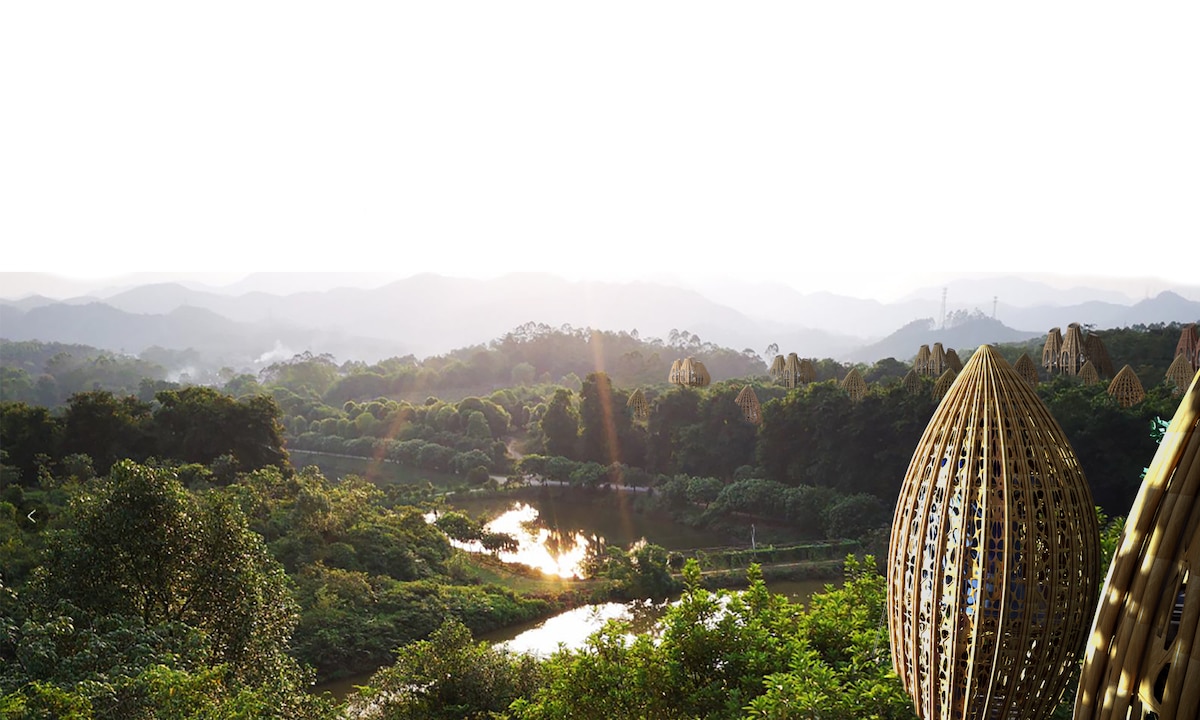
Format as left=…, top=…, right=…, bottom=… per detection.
left=2, top=273, right=1198, bottom=371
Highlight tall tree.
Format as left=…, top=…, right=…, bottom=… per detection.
left=540, top=389, right=579, bottom=459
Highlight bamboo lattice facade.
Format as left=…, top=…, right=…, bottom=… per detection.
left=782, top=353, right=803, bottom=388
left=1061, top=323, right=1088, bottom=376
left=887, top=345, right=1101, bottom=720
left=930, top=343, right=948, bottom=377
left=1080, top=360, right=1100, bottom=386
left=735, top=385, right=762, bottom=425
left=932, top=368, right=956, bottom=401
left=1107, top=365, right=1145, bottom=408
left=1014, top=352, right=1039, bottom=388
left=668, top=357, right=710, bottom=388
left=1075, top=369, right=1200, bottom=720
left=1177, top=323, right=1199, bottom=372
left=1043, top=328, right=1063, bottom=372
left=769, top=354, right=786, bottom=382
left=627, top=388, right=649, bottom=421
left=1165, top=354, right=1196, bottom=397
left=903, top=368, right=924, bottom=395
left=946, top=349, right=964, bottom=373
left=1084, top=332, right=1116, bottom=378
left=842, top=368, right=867, bottom=401
left=915, top=345, right=934, bottom=376
left=798, top=358, right=816, bottom=384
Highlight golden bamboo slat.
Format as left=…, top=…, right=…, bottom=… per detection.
left=782, top=353, right=803, bottom=388
left=1107, top=365, right=1146, bottom=408
left=903, top=368, right=924, bottom=395
left=1165, top=354, right=1196, bottom=397
left=1014, top=352, right=1039, bottom=388
left=1075, top=369, right=1200, bottom=720
left=842, top=368, right=867, bottom=401
left=887, top=345, right=1100, bottom=720
left=735, top=385, right=762, bottom=425
left=1061, top=323, right=1088, bottom=376
left=1177, top=323, right=1199, bottom=373
left=915, top=345, right=934, bottom=376
left=627, top=388, right=649, bottom=421
left=1080, top=360, right=1101, bottom=386
left=930, top=343, right=948, bottom=377
left=1043, top=327, right=1063, bottom=372
left=932, top=368, right=956, bottom=401
left=668, top=359, right=682, bottom=385
left=1084, top=332, right=1116, bottom=378
left=945, top=349, right=964, bottom=373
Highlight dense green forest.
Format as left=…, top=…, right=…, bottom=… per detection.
left=0, top=321, right=1192, bottom=717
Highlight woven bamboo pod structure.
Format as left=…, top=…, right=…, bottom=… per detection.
left=768, top=354, right=786, bottom=381
left=1107, top=365, right=1145, bottom=408
left=932, top=368, right=956, bottom=401
left=1074, top=370, right=1200, bottom=720
left=930, top=343, right=948, bottom=377
left=1014, top=352, right=1040, bottom=388
left=903, top=368, right=924, bottom=395
left=915, top=345, right=934, bottom=376
left=945, top=349, right=964, bottom=373
left=1043, top=327, right=1063, bottom=372
left=1084, top=332, right=1116, bottom=378
left=887, top=345, right=1101, bottom=720
left=1060, top=323, right=1088, bottom=376
left=841, top=367, right=868, bottom=401
left=1079, top=360, right=1101, bottom=386
left=734, top=385, right=762, bottom=425
left=627, top=387, right=649, bottom=421
left=798, top=358, right=817, bottom=384
left=1164, top=353, right=1196, bottom=396
left=1177, top=323, right=1199, bottom=372
left=781, top=353, right=802, bottom=388
left=668, top=357, right=711, bottom=388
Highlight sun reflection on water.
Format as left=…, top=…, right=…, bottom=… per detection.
left=436, top=502, right=597, bottom=579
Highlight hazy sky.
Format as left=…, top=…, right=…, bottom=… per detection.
left=3, top=3, right=1197, bottom=300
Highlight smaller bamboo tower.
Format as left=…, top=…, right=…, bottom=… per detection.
left=734, top=385, right=762, bottom=425
left=902, top=368, right=924, bottom=395
left=781, top=353, right=803, bottom=388
left=1079, top=360, right=1100, bottom=386
left=798, top=358, right=816, bottom=384
left=768, top=355, right=787, bottom=382
left=1107, top=365, right=1145, bottom=407
left=915, top=345, right=933, bottom=376
left=1176, top=323, right=1199, bottom=372
left=1043, top=327, right=1063, bottom=373
left=929, top=343, right=948, bottom=377
left=1083, top=332, right=1115, bottom=378
left=1164, top=353, right=1196, bottom=396
left=1060, top=323, right=1088, bottom=376
left=1014, top=352, right=1039, bottom=387
left=627, top=388, right=649, bottom=421
left=841, top=368, right=867, bottom=401
left=945, top=349, right=963, bottom=373
left=932, top=368, right=956, bottom=401
left=1075, top=369, right=1200, bottom=720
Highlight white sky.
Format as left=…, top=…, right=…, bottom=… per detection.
left=2, top=2, right=1197, bottom=300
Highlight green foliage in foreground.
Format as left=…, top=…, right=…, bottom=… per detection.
left=354, top=557, right=917, bottom=720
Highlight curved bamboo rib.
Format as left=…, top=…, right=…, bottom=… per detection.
left=932, top=368, right=956, bottom=401
left=916, top=345, right=934, bottom=376
left=1080, top=360, right=1100, bottom=386
left=1075, top=369, right=1200, bottom=720
left=1084, top=333, right=1115, bottom=378
left=1177, top=323, right=1199, bottom=373
left=930, top=343, right=948, bottom=377
left=888, top=345, right=1100, bottom=720
left=946, top=349, right=964, bottom=373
